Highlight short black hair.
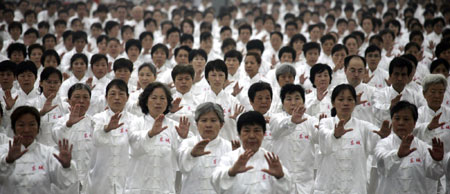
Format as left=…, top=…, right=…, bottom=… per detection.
left=435, top=41, right=450, bottom=58
left=237, top=111, right=266, bottom=135
left=27, top=44, right=44, bottom=58
left=364, top=45, right=381, bottom=57
left=430, top=59, right=450, bottom=73
left=15, top=60, right=37, bottom=78
left=409, top=30, right=424, bottom=42
left=8, top=21, right=22, bottom=33
left=343, top=34, right=358, bottom=45
left=72, top=30, right=88, bottom=43
left=166, top=27, right=181, bottom=37
left=180, top=34, right=194, bottom=43
left=70, top=53, right=88, bottom=69
left=68, top=83, right=91, bottom=99
left=344, top=55, right=367, bottom=69
left=90, top=54, right=108, bottom=67
left=289, top=34, right=306, bottom=48
left=105, top=79, right=129, bottom=97
left=224, top=50, right=243, bottom=63
left=310, top=63, right=332, bottom=88
left=188, top=49, right=208, bottom=62
left=171, top=64, right=195, bottom=81
left=138, top=82, right=173, bottom=115
left=200, top=32, right=213, bottom=42
left=24, top=28, right=39, bottom=37
left=125, top=39, right=142, bottom=53
left=248, top=81, right=273, bottom=102
left=40, top=66, right=62, bottom=83
left=331, top=84, right=357, bottom=116
left=41, top=49, right=61, bottom=66
left=302, top=42, right=321, bottom=55
left=401, top=54, right=418, bottom=69
left=320, top=34, right=336, bottom=44
left=246, top=39, right=265, bottom=53
left=238, top=23, right=252, bottom=35
left=105, top=20, right=120, bottom=35
left=390, top=100, right=418, bottom=121
left=174, top=46, right=192, bottom=59
left=280, top=84, right=305, bottom=103
left=331, top=44, right=349, bottom=55
left=11, top=106, right=41, bottom=134
left=270, top=31, right=283, bottom=40
left=389, top=57, right=413, bottom=76
left=0, top=60, right=16, bottom=73
left=221, top=38, right=236, bottom=51
left=139, top=31, right=154, bottom=42
left=7, top=43, right=27, bottom=59
left=113, top=58, right=133, bottom=72
left=205, top=59, right=228, bottom=81
left=278, top=46, right=297, bottom=61
left=151, top=43, right=169, bottom=58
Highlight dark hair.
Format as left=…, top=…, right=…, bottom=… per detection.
left=151, top=43, right=169, bottom=58
left=435, top=42, right=450, bottom=58
left=72, top=30, right=88, bottom=43
left=320, top=34, right=336, bottom=44
left=205, top=59, right=228, bottom=81
left=330, top=84, right=356, bottom=116
left=404, top=42, right=420, bottom=53
left=68, top=83, right=91, bottom=99
left=11, top=106, right=41, bottom=134
left=105, top=79, right=129, bottom=97
left=270, top=31, right=283, bottom=40
left=8, top=21, right=22, bottom=33
left=224, top=50, right=243, bottom=63
left=221, top=38, right=236, bottom=51
left=70, top=53, right=88, bottom=69
left=42, top=33, right=57, bottom=45
left=166, top=27, right=181, bottom=37
left=121, top=25, right=134, bottom=37
left=430, top=58, right=450, bottom=73
left=15, top=61, right=37, bottom=78
left=344, top=55, right=367, bottom=69
left=90, top=54, right=108, bottom=68
left=220, top=26, right=232, bottom=34
left=125, top=39, right=142, bottom=53
left=364, top=45, right=381, bottom=57
left=280, top=84, right=305, bottom=103
left=138, top=82, right=173, bottom=115
left=310, top=63, right=332, bottom=88
left=24, top=28, right=39, bottom=37
left=180, top=34, right=194, bottom=43
left=62, top=30, right=73, bottom=41
left=188, top=49, right=208, bottom=62
left=343, top=35, right=358, bottom=45
left=390, top=100, right=418, bottom=121
left=278, top=46, right=297, bottom=61
left=331, top=44, right=348, bottom=55
left=96, top=35, right=109, bottom=45
left=289, top=34, right=306, bottom=48
left=174, top=46, right=192, bottom=59
left=238, top=24, right=252, bottom=35
left=0, top=60, right=16, bottom=73
left=401, top=54, right=418, bottom=69
left=171, top=64, right=195, bottom=81
left=248, top=81, right=273, bottom=102
left=409, top=30, right=424, bottom=42
left=139, top=31, right=154, bottom=42
left=138, top=63, right=157, bottom=75
left=236, top=111, right=266, bottom=135
left=200, top=32, right=213, bottom=42
left=39, top=67, right=62, bottom=93
left=27, top=44, right=44, bottom=58
left=105, top=20, right=119, bottom=35
left=246, top=39, right=265, bottom=53
left=7, top=43, right=27, bottom=59
left=113, top=58, right=133, bottom=73
left=41, top=49, right=60, bottom=66
left=389, top=57, right=413, bottom=76
left=302, top=42, right=321, bottom=55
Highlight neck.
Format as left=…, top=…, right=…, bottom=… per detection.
left=369, top=66, right=376, bottom=72
left=337, top=114, right=351, bottom=123
left=429, top=105, right=440, bottom=112
left=393, top=85, right=404, bottom=93
left=75, top=73, right=85, bottom=80
left=212, top=87, right=222, bottom=95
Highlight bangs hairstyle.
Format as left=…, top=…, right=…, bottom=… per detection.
left=280, top=84, right=305, bottom=103
left=138, top=82, right=173, bottom=115
left=11, top=106, right=41, bottom=134
left=248, top=81, right=273, bottom=102
left=105, top=79, right=129, bottom=97
left=188, top=49, right=208, bottom=62
left=194, top=102, right=225, bottom=123
left=330, top=84, right=356, bottom=116
left=237, top=111, right=267, bottom=134
left=390, top=101, right=418, bottom=121
left=41, top=49, right=61, bottom=66
left=309, top=63, right=332, bottom=87
left=205, top=59, right=228, bottom=80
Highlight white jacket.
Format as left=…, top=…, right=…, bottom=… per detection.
left=177, top=135, right=232, bottom=194
left=375, top=134, right=444, bottom=194
left=314, top=117, right=380, bottom=194
left=270, top=112, right=319, bottom=194
left=125, top=115, right=188, bottom=194
left=0, top=141, right=78, bottom=194
left=87, top=110, right=136, bottom=194
left=32, top=94, right=67, bottom=147
left=211, top=147, right=291, bottom=194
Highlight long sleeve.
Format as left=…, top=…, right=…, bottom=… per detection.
left=177, top=139, right=200, bottom=174
left=270, top=115, right=297, bottom=140
left=374, top=137, right=403, bottom=177
left=211, top=152, right=238, bottom=193
left=47, top=150, right=78, bottom=190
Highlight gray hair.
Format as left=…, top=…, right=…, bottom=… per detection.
left=422, top=74, right=448, bottom=92
left=276, top=63, right=296, bottom=80
left=195, top=102, right=224, bottom=123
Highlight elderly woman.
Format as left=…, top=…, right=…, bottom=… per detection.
left=375, top=101, right=444, bottom=194
left=177, top=102, right=232, bottom=194
left=0, top=106, right=77, bottom=193
left=305, top=63, right=333, bottom=118
left=314, top=84, right=390, bottom=193
left=211, top=111, right=291, bottom=193
left=88, top=79, right=137, bottom=194
left=269, top=64, right=296, bottom=114
left=126, top=82, right=191, bottom=193
left=415, top=74, right=450, bottom=149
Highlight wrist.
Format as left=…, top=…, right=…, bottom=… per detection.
left=5, top=156, right=14, bottom=164
left=66, top=121, right=73, bottom=128
left=228, top=168, right=237, bottom=177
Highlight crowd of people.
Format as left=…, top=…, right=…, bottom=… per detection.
left=0, top=0, right=450, bottom=193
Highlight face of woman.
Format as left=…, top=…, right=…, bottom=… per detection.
left=106, top=86, right=128, bottom=113
left=17, top=71, right=36, bottom=93
left=152, top=49, right=167, bottom=67
left=72, top=58, right=87, bottom=79
left=147, top=87, right=168, bottom=117
left=15, top=113, right=39, bottom=147
left=197, top=111, right=223, bottom=140
left=345, top=38, right=358, bottom=55
left=332, top=89, right=356, bottom=118
left=250, top=90, right=272, bottom=114
left=92, top=59, right=108, bottom=79
left=332, top=49, right=347, bottom=67
left=283, top=91, right=304, bottom=115
left=138, top=67, right=156, bottom=90
left=41, top=73, right=61, bottom=98
left=69, top=89, right=91, bottom=116
left=392, top=109, right=416, bottom=139
left=314, top=71, right=330, bottom=90
left=192, top=55, right=206, bottom=72
left=245, top=55, right=260, bottom=78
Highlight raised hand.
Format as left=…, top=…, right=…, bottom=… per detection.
left=427, top=113, right=445, bottom=130
left=223, top=80, right=234, bottom=89
left=271, top=54, right=277, bottom=69
left=62, top=72, right=70, bottom=81
left=148, top=114, right=168, bottom=138
left=228, top=149, right=254, bottom=176
left=385, top=78, right=391, bottom=86
left=5, top=136, right=28, bottom=164
left=175, top=116, right=190, bottom=139
left=104, top=112, right=124, bottom=133
left=334, top=119, right=353, bottom=138
left=389, top=94, right=402, bottom=110
left=397, top=134, right=416, bottom=158
left=264, top=116, right=271, bottom=124
left=170, top=98, right=184, bottom=113
left=291, top=105, right=307, bottom=124
left=356, top=92, right=368, bottom=105
left=231, top=140, right=241, bottom=150
left=40, top=93, right=58, bottom=116
left=232, top=82, right=243, bottom=97
left=66, top=104, right=85, bottom=128
left=315, top=113, right=328, bottom=129
left=3, top=89, right=18, bottom=110
left=429, top=137, right=444, bottom=161
left=428, top=41, right=435, bottom=51
left=229, top=105, right=245, bottom=120
left=299, top=73, right=308, bottom=84
left=261, top=152, right=284, bottom=179
left=363, top=72, right=374, bottom=84
left=85, top=77, right=96, bottom=90
left=194, top=69, right=203, bottom=83
left=53, top=139, right=73, bottom=168
left=373, top=120, right=391, bottom=138
left=191, top=139, right=211, bottom=157
left=317, top=90, right=328, bottom=101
